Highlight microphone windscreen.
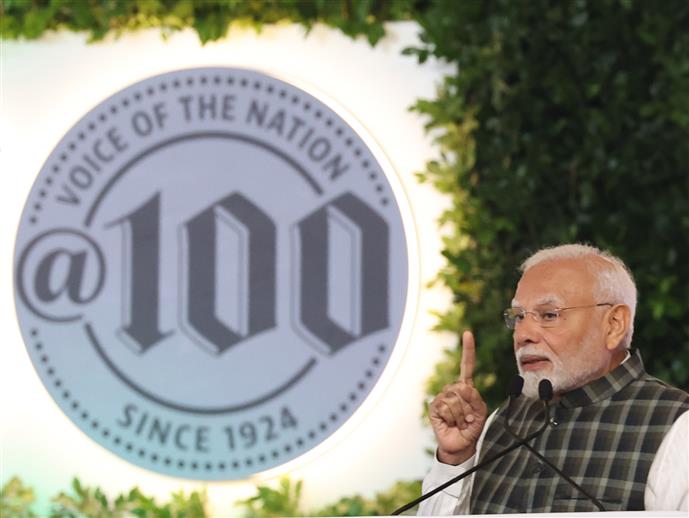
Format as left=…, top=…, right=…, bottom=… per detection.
left=510, top=375, right=524, bottom=398
left=538, top=379, right=553, bottom=401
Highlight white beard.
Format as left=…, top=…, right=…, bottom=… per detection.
left=515, top=345, right=601, bottom=399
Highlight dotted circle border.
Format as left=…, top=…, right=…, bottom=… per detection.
left=31, top=332, right=387, bottom=473
left=24, top=69, right=399, bottom=476
left=29, top=71, right=391, bottom=226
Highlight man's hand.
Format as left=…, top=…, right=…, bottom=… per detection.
left=428, top=331, right=488, bottom=465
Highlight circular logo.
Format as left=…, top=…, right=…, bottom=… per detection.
left=14, top=68, right=409, bottom=480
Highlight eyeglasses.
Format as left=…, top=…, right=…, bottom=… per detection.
left=503, top=303, right=613, bottom=329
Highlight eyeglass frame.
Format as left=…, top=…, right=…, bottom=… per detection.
left=503, top=302, right=614, bottom=330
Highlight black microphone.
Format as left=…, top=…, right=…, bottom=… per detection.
left=391, top=381, right=552, bottom=515
left=505, top=376, right=605, bottom=511
left=511, top=375, right=525, bottom=398
left=538, top=378, right=553, bottom=401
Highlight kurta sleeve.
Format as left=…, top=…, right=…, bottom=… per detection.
left=645, top=410, right=689, bottom=511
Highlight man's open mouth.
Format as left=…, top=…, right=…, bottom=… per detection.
left=519, top=355, right=551, bottom=371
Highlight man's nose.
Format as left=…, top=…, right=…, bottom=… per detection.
left=514, top=315, right=541, bottom=349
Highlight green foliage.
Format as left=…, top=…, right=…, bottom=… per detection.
left=48, top=477, right=206, bottom=518
left=2, top=476, right=419, bottom=518
left=1, top=477, right=37, bottom=518
left=236, top=476, right=421, bottom=516
left=0, top=0, right=415, bottom=45
left=408, top=0, right=689, bottom=408
left=314, top=480, right=421, bottom=516
left=236, top=477, right=302, bottom=517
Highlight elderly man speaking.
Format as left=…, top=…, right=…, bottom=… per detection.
left=419, top=244, right=688, bottom=514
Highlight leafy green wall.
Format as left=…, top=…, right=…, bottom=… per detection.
left=3, top=0, right=689, bottom=515
left=408, top=0, right=689, bottom=407
left=0, top=0, right=414, bottom=44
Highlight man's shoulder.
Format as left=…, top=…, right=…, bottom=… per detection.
left=620, top=372, right=689, bottom=407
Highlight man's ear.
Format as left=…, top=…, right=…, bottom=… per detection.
left=605, top=304, right=631, bottom=350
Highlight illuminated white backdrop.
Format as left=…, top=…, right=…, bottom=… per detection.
left=0, top=23, right=454, bottom=516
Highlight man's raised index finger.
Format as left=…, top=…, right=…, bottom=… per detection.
left=459, top=330, right=476, bottom=383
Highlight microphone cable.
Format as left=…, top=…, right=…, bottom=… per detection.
left=504, top=376, right=605, bottom=511
left=391, top=381, right=552, bottom=515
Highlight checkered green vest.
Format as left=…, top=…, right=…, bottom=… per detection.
left=470, top=350, right=689, bottom=513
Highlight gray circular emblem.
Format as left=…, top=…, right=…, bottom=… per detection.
left=14, top=67, right=409, bottom=480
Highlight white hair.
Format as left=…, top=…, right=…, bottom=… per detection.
left=520, top=244, right=637, bottom=349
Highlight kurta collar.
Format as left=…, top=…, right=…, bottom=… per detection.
left=558, top=349, right=645, bottom=408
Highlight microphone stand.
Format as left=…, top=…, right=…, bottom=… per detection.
left=504, top=380, right=606, bottom=511
left=391, top=391, right=551, bottom=515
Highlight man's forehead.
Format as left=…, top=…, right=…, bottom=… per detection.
left=513, top=258, right=596, bottom=304
left=511, top=294, right=564, bottom=307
